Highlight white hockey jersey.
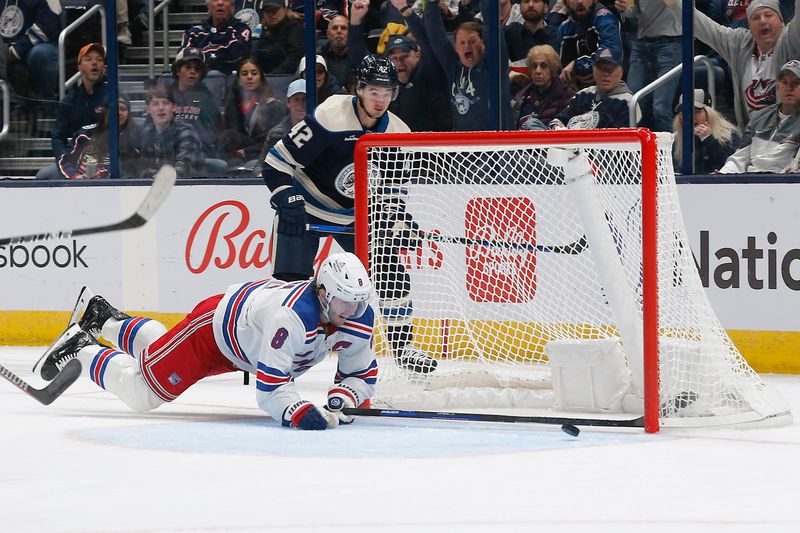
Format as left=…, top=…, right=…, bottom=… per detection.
left=211, top=278, right=377, bottom=423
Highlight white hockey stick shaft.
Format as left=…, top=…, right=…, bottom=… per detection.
left=0, top=165, right=177, bottom=246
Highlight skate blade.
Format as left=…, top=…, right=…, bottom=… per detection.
left=31, top=287, right=94, bottom=373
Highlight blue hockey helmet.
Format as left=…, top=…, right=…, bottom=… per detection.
left=356, top=54, right=399, bottom=94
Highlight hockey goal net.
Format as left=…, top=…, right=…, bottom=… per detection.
left=353, top=129, right=791, bottom=432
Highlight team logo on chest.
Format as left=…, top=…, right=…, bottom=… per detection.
left=0, top=6, right=24, bottom=39
left=334, top=163, right=381, bottom=199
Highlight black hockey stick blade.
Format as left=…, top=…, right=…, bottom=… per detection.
left=0, top=359, right=81, bottom=405
left=307, top=224, right=588, bottom=255
left=0, top=164, right=177, bottom=245
left=342, top=408, right=645, bottom=428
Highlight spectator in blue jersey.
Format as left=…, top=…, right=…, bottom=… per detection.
left=0, top=0, right=61, bottom=112
left=35, top=43, right=108, bottom=180
left=251, top=0, right=304, bottom=75
left=557, top=0, right=622, bottom=90
left=219, top=56, right=287, bottom=169
left=57, top=95, right=142, bottom=180
left=234, top=0, right=264, bottom=39
left=181, top=0, right=252, bottom=102
left=261, top=54, right=438, bottom=374
left=169, top=47, right=229, bottom=176
left=350, top=3, right=452, bottom=131
left=388, top=0, right=512, bottom=130
left=139, top=85, right=203, bottom=179
left=505, top=0, right=560, bottom=64
left=512, top=44, right=575, bottom=128
left=672, top=89, right=741, bottom=174
left=550, top=47, right=636, bottom=129
left=298, top=54, right=346, bottom=104
left=618, top=0, right=682, bottom=133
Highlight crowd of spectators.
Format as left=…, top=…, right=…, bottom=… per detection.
left=5, top=0, right=800, bottom=178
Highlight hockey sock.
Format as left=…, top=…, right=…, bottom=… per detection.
left=100, top=317, right=168, bottom=359
left=77, top=345, right=164, bottom=412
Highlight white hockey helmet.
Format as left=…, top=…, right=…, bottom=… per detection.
left=316, top=252, right=372, bottom=320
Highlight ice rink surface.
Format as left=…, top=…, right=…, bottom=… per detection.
left=1, top=345, right=799, bottom=533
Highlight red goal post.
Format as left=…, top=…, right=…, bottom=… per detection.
left=352, top=129, right=790, bottom=432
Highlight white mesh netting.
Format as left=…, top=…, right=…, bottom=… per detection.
left=359, top=131, right=791, bottom=428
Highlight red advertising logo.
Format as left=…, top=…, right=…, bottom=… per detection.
left=397, top=230, right=443, bottom=270
left=465, top=198, right=537, bottom=303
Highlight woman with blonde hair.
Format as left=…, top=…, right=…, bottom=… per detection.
left=673, top=89, right=740, bottom=174
left=512, top=44, right=575, bottom=128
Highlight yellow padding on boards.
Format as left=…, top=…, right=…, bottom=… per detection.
left=0, top=311, right=184, bottom=346
left=2, top=313, right=799, bottom=374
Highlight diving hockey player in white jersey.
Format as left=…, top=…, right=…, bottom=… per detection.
left=262, top=53, right=437, bottom=374
left=37, top=253, right=377, bottom=430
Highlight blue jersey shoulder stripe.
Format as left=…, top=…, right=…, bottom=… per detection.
left=222, top=279, right=270, bottom=365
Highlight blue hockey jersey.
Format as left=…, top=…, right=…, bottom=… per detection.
left=262, top=94, right=410, bottom=225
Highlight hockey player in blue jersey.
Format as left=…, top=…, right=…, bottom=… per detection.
left=261, top=54, right=438, bottom=375
left=36, top=253, right=377, bottom=430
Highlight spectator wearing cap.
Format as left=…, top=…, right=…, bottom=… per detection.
left=551, top=47, right=636, bottom=129
left=298, top=54, right=346, bottom=104
left=691, top=0, right=800, bottom=130
left=504, top=0, right=560, bottom=64
left=251, top=0, right=304, bottom=75
left=616, top=0, right=682, bottom=133
left=720, top=60, right=800, bottom=173
left=319, top=15, right=355, bottom=93
left=350, top=4, right=452, bottom=131
left=0, top=0, right=61, bottom=111
left=257, top=78, right=307, bottom=173
left=386, top=0, right=512, bottom=130
left=57, top=95, right=143, bottom=180
left=512, top=44, right=575, bottom=128
left=672, top=89, right=741, bottom=174
left=557, top=0, right=622, bottom=90
left=36, top=43, right=109, bottom=180
left=170, top=47, right=228, bottom=176
left=219, top=56, right=287, bottom=168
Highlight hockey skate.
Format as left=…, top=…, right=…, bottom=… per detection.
left=395, top=345, right=438, bottom=374
left=78, top=295, right=131, bottom=337
left=38, top=325, right=101, bottom=381
left=32, top=286, right=94, bottom=374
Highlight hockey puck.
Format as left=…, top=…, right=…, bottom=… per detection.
left=561, top=423, right=580, bottom=437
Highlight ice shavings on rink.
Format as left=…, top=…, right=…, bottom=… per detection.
left=78, top=416, right=650, bottom=457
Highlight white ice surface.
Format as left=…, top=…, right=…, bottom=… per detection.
left=1, top=345, right=799, bottom=533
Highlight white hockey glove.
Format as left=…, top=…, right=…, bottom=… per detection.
left=324, top=383, right=360, bottom=425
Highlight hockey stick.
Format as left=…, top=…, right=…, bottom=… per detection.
left=307, top=224, right=588, bottom=255
left=0, top=359, right=81, bottom=405
left=0, top=165, right=177, bottom=245
left=342, top=407, right=645, bottom=428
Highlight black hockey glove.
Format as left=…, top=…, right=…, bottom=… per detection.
left=270, top=187, right=307, bottom=237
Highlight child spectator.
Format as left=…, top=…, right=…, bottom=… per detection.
left=139, top=85, right=203, bottom=179
left=170, top=47, right=228, bottom=176
left=255, top=78, right=307, bottom=174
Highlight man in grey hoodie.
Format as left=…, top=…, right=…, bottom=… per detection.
left=720, top=60, right=800, bottom=173
left=691, top=0, right=800, bottom=129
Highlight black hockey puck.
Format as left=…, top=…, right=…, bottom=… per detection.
left=561, top=423, right=580, bottom=437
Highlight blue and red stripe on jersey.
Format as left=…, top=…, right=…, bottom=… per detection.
left=117, top=316, right=150, bottom=355
left=338, top=320, right=373, bottom=340
left=335, top=359, right=378, bottom=385
left=89, top=347, right=127, bottom=389
left=256, top=361, right=292, bottom=392
left=221, top=279, right=270, bottom=366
